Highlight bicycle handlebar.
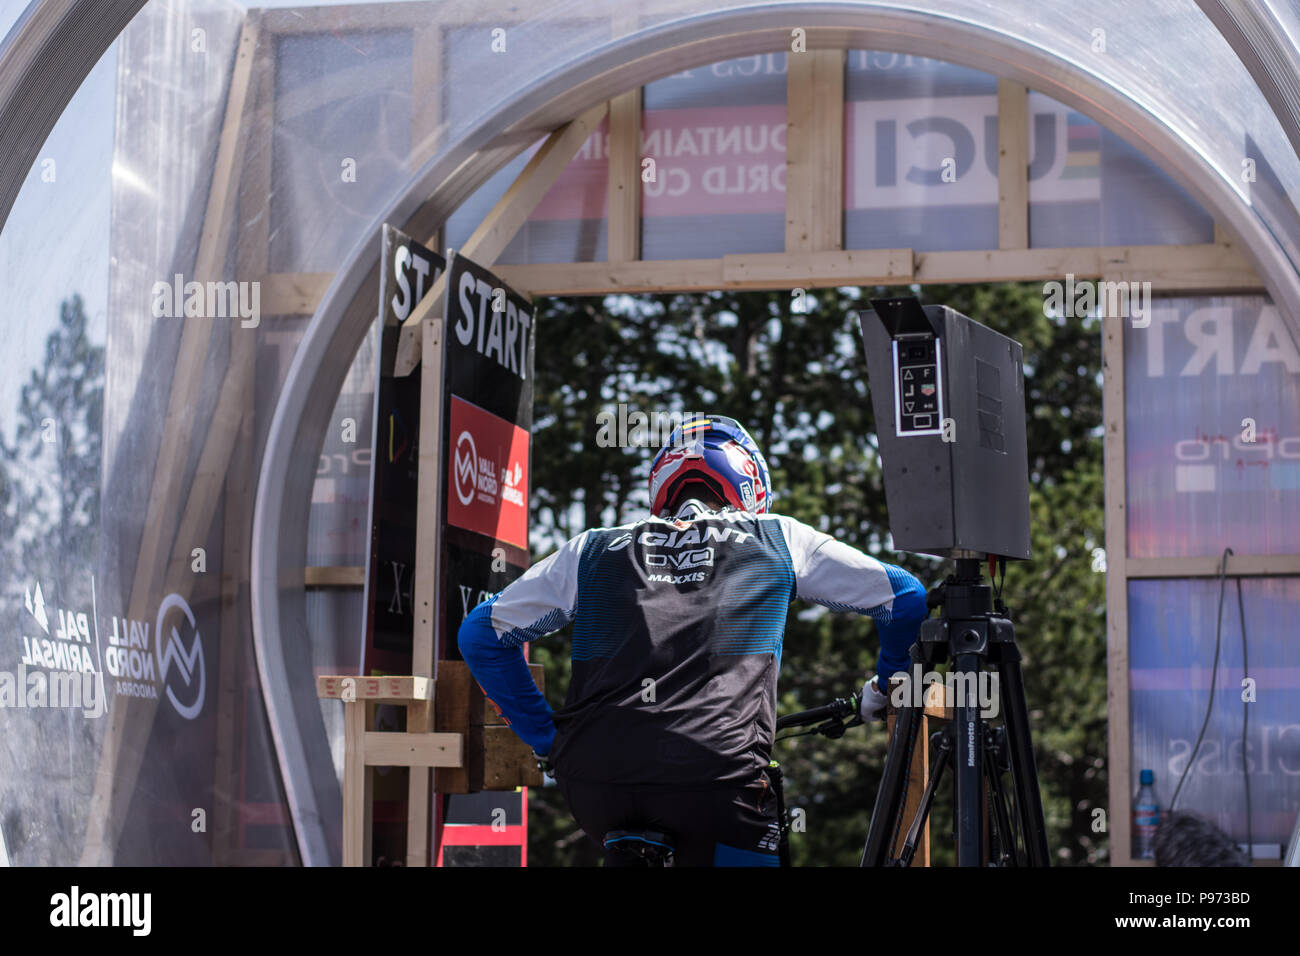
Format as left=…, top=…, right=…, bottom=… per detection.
left=776, top=692, right=861, bottom=731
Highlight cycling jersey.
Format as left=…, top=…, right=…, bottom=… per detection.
left=457, top=508, right=928, bottom=789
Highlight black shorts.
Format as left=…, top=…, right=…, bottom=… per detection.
left=557, top=773, right=782, bottom=866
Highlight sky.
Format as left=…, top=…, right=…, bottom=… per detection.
left=0, top=6, right=115, bottom=436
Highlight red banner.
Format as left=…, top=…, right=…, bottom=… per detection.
left=447, top=395, right=530, bottom=549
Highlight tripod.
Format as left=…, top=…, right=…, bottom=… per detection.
left=861, top=557, right=1051, bottom=866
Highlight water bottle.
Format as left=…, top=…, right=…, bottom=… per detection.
left=1133, top=768, right=1161, bottom=860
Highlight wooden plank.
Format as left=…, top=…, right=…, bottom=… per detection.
left=454, top=257, right=726, bottom=296
left=363, top=703, right=375, bottom=866
left=1101, top=281, right=1133, bottom=867
left=913, top=243, right=1258, bottom=286
left=785, top=49, right=844, bottom=253
left=406, top=289, right=446, bottom=864
left=724, top=249, right=911, bottom=287
left=885, top=688, right=931, bottom=867
left=317, top=675, right=432, bottom=701
left=264, top=242, right=1262, bottom=307
left=606, top=89, right=642, bottom=262
left=410, top=23, right=444, bottom=173
left=406, top=694, right=433, bottom=867
left=484, top=726, right=545, bottom=790
left=393, top=102, right=608, bottom=376
left=259, top=0, right=537, bottom=34
left=262, top=272, right=333, bottom=315
left=997, top=79, right=1029, bottom=250
left=1126, top=554, right=1300, bottom=578
left=304, top=565, right=366, bottom=588
left=413, top=318, right=445, bottom=679
left=212, top=320, right=258, bottom=865
left=433, top=660, right=482, bottom=794
left=342, top=701, right=367, bottom=866
left=922, top=680, right=954, bottom=721
left=364, top=732, right=464, bottom=767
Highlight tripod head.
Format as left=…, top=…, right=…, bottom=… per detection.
left=925, top=555, right=1011, bottom=619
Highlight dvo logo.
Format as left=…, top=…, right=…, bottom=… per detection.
left=454, top=430, right=478, bottom=505
left=156, top=593, right=205, bottom=720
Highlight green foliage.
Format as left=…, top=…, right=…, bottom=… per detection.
left=0, top=293, right=105, bottom=610
left=524, top=282, right=1108, bottom=866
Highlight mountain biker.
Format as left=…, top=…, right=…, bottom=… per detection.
left=457, top=414, right=929, bottom=866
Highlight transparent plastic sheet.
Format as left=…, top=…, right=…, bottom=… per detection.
left=1, top=0, right=1299, bottom=866
left=1125, top=295, right=1300, bottom=558
left=1129, top=577, right=1300, bottom=851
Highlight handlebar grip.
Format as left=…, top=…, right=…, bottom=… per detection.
left=775, top=694, right=859, bottom=730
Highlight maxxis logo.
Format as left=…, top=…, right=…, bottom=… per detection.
left=156, top=593, right=205, bottom=721
left=454, top=430, right=478, bottom=505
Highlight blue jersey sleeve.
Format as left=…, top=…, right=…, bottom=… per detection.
left=456, top=531, right=587, bottom=755
left=774, top=514, right=928, bottom=683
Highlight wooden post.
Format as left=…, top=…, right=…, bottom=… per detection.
left=785, top=48, right=844, bottom=254
left=407, top=315, right=445, bottom=866
left=606, top=88, right=642, bottom=263
left=1102, top=274, right=1135, bottom=866
left=997, top=79, right=1029, bottom=250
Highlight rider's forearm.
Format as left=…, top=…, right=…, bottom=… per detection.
left=457, top=599, right=556, bottom=755
left=872, top=565, right=927, bottom=682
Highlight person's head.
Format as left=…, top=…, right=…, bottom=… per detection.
left=648, top=414, right=772, bottom=518
left=1153, top=811, right=1248, bottom=866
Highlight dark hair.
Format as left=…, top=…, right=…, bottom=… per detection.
left=1153, top=811, right=1248, bottom=867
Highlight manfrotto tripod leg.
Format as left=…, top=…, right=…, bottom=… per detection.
left=861, top=661, right=923, bottom=866
left=952, top=650, right=985, bottom=866
left=983, top=726, right=1019, bottom=866
left=996, top=647, right=1051, bottom=866
left=895, top=727, right=952, bottom=867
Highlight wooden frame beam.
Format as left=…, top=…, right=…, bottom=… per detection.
left=786, top=48, right=844, bottom=253
left=407, top=316, right=445, bottom=866
left=304, top=565, right=366, bottom=588
left=1126, top=554, right=1300, bottom=578
left=1101, top=274, right=1134, bottom=867
left=392, top=102, right=609, bottom=376
left=259, top=242, right=1259, bottom=310
left=606, top=88, right=642, bottom=262
left=997, top=79, right=1029, bottom=250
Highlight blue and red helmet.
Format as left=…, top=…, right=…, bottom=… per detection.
left=648, top=414, right=773, bottom=516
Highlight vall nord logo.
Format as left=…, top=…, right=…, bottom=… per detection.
left=15, top=578, right=204, bottom=720
left=156, top=593, right=205, bottom=721
left=454, top=430, right=479, bottom=505
left=446, top=396, right=530, bottom=550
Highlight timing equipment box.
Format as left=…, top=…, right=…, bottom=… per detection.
left=857, top=297, right=1031, bottom=560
